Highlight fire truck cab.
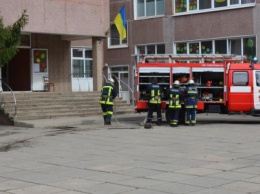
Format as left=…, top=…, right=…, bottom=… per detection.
left=135, top=55, right=260, bottom=120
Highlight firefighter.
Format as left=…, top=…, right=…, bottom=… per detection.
left=184, top=79, right=198, bottom=126
left=100, top=78, right=117, bottom=125
left=145, top=77, right=162, bottom=126
left=167, top=80, right=183, bottom=127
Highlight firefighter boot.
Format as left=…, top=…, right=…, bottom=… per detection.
left=105, top=118, right=110, bottom=125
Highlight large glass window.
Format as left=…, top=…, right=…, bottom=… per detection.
left=201, top=41, right=212, bottom=54
left=174, top=0, right=255, bottom=14
left=199, top=0, right=211, bottom=10
left=72, top=48, right=92, bottom=78
left=109, top=24, right=128, bottom=47
left=243, top=37, right=256, bottom=62
left=136, top=0, right=165, bottom=18
left=230, top=39, right=241, bottom=55
left=137, top=44, right=165, bottom=55
left=215, top=40, right=227, bottom=54
left=176, top=43, right=187, bottom=54
left=189, top=43, right=199, bottom=54
left=189, top=0, right=197, bottom=11
left=175, top=0, right=187, bottom=13
left=215, top=0, right=227, bottom=8
left=174, top=36, right=256, bottom=62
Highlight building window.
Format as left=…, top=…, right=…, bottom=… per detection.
left=135, top=0, right=165, bottom=19
left=137, top=44, right=165, bottom=55
left=201, top=41, right=212, bottom=54
left=230, top=38, right=241, bottom=55
left=189, top=42, right=200, bottom=54
left=176, top=43, right=187, bottom=54
left=174, top=0, right=255, bottom=14
left=108, top=24, right=127, bottom=48
left=174, top=36, right=256, bottom=61
left=71, top=48, right=92, bottom=78
left=243, top=37, right=256, bottom=62
left=19, top=34, right=31, bottom=48
left=215, top=39, right=227, bottom=54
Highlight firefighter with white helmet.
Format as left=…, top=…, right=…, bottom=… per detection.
left=100, top=78, right=117, bottom=125
left=184, top=79, right=198, bottom=126
left=167, top=80, right=184, bottom=127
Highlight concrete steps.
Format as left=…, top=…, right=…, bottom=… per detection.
left=0, top=92, right=134, bottom=123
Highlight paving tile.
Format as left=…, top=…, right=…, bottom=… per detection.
left=120, top=188, right=171, bottom=194
left=178, top=176, right=234, bottom=188
left=1, top=171, right=69, bottom=184
left=209, top=171, right=258, bottom=181
left=188, top=188, right=247, bottom=194
left=115, top=168, right=163, bottom=178
left=234, top=166, right=260, bottom=175
left=0, top=180, right=36, bottom=191
left=73, top=182, right=134, bottom=194
left=244, top=176, right=260, bottom=184
left=175, top=167, right=221, bottom=176
left=146, top=172, right=198, bottom=182
left=116, top=177, right=167, bottom=189
left=217, top=181, right=260, bottom=193
left=201, top=162, right=246, bottom=171
left=48, top=178, right=102, bottom=192
left=8, top=185, right=66, bottom=194
left=148, top=182, right=203, bottom=194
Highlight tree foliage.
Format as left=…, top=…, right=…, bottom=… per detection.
left=0, top=10, right=29, bottom=68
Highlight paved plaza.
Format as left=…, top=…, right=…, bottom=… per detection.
left=1, top=113, right=260, bottom=193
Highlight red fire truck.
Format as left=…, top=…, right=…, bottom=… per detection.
left=135, top=55, right=260, bottom=120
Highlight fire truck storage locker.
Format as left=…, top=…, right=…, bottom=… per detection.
left=192, top=67, right=224, bottom=102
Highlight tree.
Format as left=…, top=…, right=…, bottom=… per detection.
left=0, top=10, right=29, bottom=68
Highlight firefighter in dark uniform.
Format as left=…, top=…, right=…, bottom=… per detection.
left=146, top=77, right=162, bottom=126
left=100, top=78, right=117, bottom=125
left=167, top=80, right=183, bottom=127
left=184, top=79, right=198, bottom=126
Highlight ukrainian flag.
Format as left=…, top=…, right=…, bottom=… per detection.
left=113, top=6, right=127, bottom=40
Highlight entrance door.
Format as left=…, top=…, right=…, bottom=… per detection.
left=71, top=48, right=93, bottom=91
left=1, top=49, right=31, bottom=91
left=32, top=49, right=48, bottom=91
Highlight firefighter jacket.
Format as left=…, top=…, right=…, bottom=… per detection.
left=167, top=87, right=182, bottom=109
left=146, top=83, right=161, bottom=104
left=100, top=82, right=117, bottom=105
left=184, top=85, right=198, bottom=109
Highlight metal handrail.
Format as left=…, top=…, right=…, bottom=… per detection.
left=111, top=74, right=136, bottom=106
left=0, top=79, right=17, bottom=117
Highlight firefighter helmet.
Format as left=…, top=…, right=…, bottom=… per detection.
left=188, top=79, right=194, bottom=84
left=109, top=78, right=115, bottom=84
left=173, top=80, right=180, bottom=86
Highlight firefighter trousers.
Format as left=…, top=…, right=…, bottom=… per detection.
left=101, top=104, right=113, bottom=124
left=169, top=108, right=180, bottom=126
left=185, top=108, right=196, bottom=125
left=147, top=103, right=162, bottom=124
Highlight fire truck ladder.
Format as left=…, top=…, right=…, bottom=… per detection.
left=139, top=54, right=246, bottom=64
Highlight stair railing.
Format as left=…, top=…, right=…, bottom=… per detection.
left=0, top=79, right=17, bottom=117
left=111, top=74, right=136, bottom=106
